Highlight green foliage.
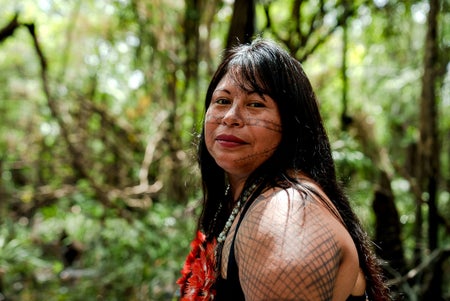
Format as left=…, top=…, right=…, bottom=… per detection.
left=0, top=221, right=47, bottom=287
left=0, top=192, right=197, bottom=300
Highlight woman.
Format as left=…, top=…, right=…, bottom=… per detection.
left=178, top=38, right=390, bottom=301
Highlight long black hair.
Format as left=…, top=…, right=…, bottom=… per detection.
left=196, top=38, right=390, bottom=301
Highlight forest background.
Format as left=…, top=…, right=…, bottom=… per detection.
left=0, top=0, right=449, bottom=300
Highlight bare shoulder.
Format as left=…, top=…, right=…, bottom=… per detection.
left=235, top=186, right=359, bottom=301
left=239, top=186, right=351, bottom=249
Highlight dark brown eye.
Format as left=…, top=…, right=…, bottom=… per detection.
left=248, top=102, right=265, bottom=108
left=215, top=98, right=231, bottom=105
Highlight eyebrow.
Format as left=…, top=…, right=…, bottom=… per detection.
left=212, top=88, right=231, bottom=95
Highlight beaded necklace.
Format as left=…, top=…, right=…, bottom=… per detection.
left=217, top=181, right=260, bottom=244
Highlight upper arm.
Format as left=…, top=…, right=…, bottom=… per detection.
left=235, top=188, right=357, bottom=301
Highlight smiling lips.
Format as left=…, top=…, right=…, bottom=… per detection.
left=216, top=134, right=247, bottom=147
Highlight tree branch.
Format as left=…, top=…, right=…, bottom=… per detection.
left=24, top=21, right=122, bottom=214
left=386, top=245, right=450, bottom=286
left=0, top=13, right=20, bottom=43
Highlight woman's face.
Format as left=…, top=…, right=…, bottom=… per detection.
left=205, top=73, right=282, bottom=179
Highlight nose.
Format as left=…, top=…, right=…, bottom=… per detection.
left=222, top=103, right=244, bottom=127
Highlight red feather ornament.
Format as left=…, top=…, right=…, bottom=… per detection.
left=177, top=231, right=217, bottom=300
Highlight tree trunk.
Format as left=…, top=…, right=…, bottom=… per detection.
left=340, top=20, right=352, bottom=130
left=225, top=0, right=255, bottom=49
left=348, top=112, right=406, bottom=278
left=373, top=172, right=406, bottom=275
left=183, top=0, right=201, bottom=84
left=418, top=0, right=441, bottom=298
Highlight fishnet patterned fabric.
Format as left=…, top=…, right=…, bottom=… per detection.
left=221, top=187, right=342, bottom=301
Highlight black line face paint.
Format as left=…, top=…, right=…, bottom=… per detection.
left=205, top=114, right=282, bottom=133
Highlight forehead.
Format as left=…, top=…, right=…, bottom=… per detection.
left=214, top=69, right=265, bottom=95
left=213, top=74, right=268, bottom=100
left=214, top=73, right=238, bottom=90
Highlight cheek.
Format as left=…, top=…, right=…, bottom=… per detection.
left=256, top=119, right=282, bottom=155
left=248, top=118, right=282, bottom=134
left=249, top=116, right=282, bottom=138
left=205, top=109, right=223, bottom=124
left=244, top=119, right=282, bottom=160
left=205, top=107, right=225, bottom=122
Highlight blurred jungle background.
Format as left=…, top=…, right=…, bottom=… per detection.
left=0, top=0, right=449, bottom=300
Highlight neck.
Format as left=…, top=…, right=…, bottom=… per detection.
left=227, top=174, right=248, bottom=201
